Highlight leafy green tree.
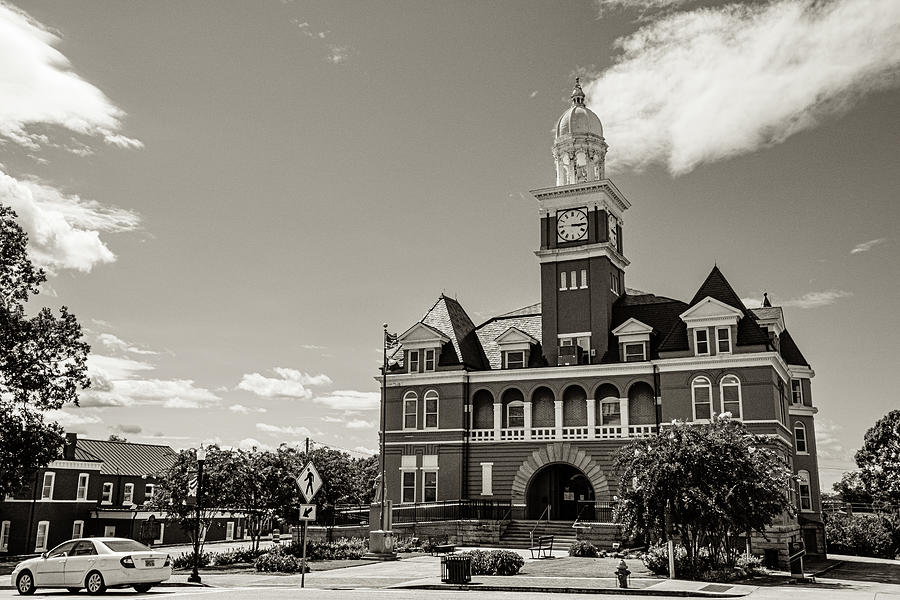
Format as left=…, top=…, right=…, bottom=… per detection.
left=0, top=205, right=91, bottom=498
left=614, top=417, right=794, bottom=577
left=833, top=471, right=874, bottom=505
left=855, top=410, right=900, bottom=505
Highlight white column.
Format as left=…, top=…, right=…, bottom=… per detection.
left=586, top=398, right=596, bottom=440
left=493, top=402, right=502, bottom=441
left=554, top=400, right=564, bottom=439
left=620, top=397, right=630, bottom=437
left=524, top=401, right=533, bottom=440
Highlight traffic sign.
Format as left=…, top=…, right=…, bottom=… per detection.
left=296, top=461, right=323, bottom=503
left=299, top=504, right=317, bottom=521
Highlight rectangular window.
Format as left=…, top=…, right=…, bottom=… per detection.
left=507, top=403, right=525, bottom=428
left=103, top=525, right=116, bottom=537
left=798, top=480, right=812, bottom=511
left=0, top=521, right=9, bottom=552
left=580, top=269, right=588, bottom=289
left=402, top=471, right=416, bottom=503
left=694, top=386, right=712, bottom=420
left=76, top=473, right=89, bottom=500
left=624, top=343, right=645, bottom=362
left=778, top=380, right=787, bottom=424
left=722, top=384, right=741, bottom=417
left=601, top=400, right=621, bottom=425
left=35, top=521, right=49, bottom=552
left=155, top=523, right=165, bottom=545
left=695, top=329, right=710, bottom=355
left=795, top=424, right=808, bottom=453
left=570, top=271, right=576, bottom=290
left=102, top=482, right=113, bottom=504
left=424, top=393, right=438, bottom=429
left=408, top=350, right=419, bottom=373
left=41, top=472, right=55, bottom=500
left=717, top=327, right=732, bottom=353
left=505, top=351, right=525, bottom=369
left=791, top=379, right=803, bottom=404
left=72, top=520, right=84, bottom=539
left=144, top=484, right=155, bottom=504
left=422, top=471, right=438, bottom=502
left=123, top=483, right=134, bottom=505
left=424, top=349, right=435, bottom=372
left=560, top=272, right=567, bottom=291
left=403, top=397, right=417, bottom=429
left=480, top=463, right=493, bottom=496
left=610, top=273, right=620, bottom=294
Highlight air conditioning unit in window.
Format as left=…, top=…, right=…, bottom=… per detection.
left=558, top=345, right=582, bottom=366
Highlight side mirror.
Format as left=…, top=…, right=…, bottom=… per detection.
left=41, top=553, right=47, bottom=559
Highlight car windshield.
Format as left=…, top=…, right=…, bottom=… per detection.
left=100, top=540, right=151, bottom=552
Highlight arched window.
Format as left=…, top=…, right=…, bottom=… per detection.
left=403, top=391, right=418, bottom=430
left=692, top=376, right=712, bottom=421
left=719, top=375, right=742, bottom=419
left=424, top=390, right=439, bottom=429
left=507, top=401, right=525, bottom=429
left=794, top=422, right=808, bottom=454
left=471, top=390, right=494, bottom=430
left=797, top=470, right=812, bottom=511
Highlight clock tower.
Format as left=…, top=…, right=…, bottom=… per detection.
left=531, top=79, right=631, bottom=366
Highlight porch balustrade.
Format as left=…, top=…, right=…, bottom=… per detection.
left=468, top=424, right=657, bottom=442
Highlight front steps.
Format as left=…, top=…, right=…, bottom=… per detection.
left=497, top=520, right=579, bottom=549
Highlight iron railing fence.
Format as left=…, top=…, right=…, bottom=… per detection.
left=326, top=499, right=518, bottom=526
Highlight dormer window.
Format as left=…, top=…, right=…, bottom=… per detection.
left=408, top=350, right=419, bottom=373
left=495, top=326, right=538, bottom=369
left=624, top=343, right=645, bottom=362
left=505, top=351, right=525, bottom=369
left=791, top=379, right=803, bottom=404
left=424, top=349, right=435, bottom=372
left=397, top=322, right=452, bottom=375
left=612, top=318, right=653, bottom=364
left=716, top=327, right=732, bottom=353
left=694, top=329, right=710, bottom=355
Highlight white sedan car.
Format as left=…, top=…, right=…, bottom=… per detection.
left=11, top=537, right=172, bottom=595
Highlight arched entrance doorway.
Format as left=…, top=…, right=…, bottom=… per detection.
left=526, top=464, right=595, bottom=520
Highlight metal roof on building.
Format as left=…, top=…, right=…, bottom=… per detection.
left=76, top=438, right=176, bottom=477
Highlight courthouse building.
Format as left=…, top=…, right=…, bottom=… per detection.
left=381, top=80, right=825, bottom=557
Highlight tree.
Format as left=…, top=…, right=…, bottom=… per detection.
left=108, top=434, right=127, bottom=442
left=833, top=471, right=873, bottom=506
left=0, top=204, right=91, bottom=498
left=855, top=410, right=900, bottom=506
left=614, top=416, right=794, bottom=577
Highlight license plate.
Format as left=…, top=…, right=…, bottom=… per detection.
left=145, top=560, right=155, bottom=567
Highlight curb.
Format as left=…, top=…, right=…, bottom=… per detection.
left=398, top=583, right=747, bottom=597
left=0, top=582, right=210, bottom=591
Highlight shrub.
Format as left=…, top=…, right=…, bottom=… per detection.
left=172, top=551, right=210, bottom=570
left=210, top=547, right=267, bottom=566
left=393, top=537, right=422, bottom=553
left=255, top=546, right=309, bottom=573
left=281, top=537, right=368, bottom=561
left=568, top=541, right=599, bottom=557
left=457, top=549, right=524, bottom=576
left=735, top=553, right=766, bottom=577
left=826, top=513, right=896, bottom=558
left=643, top=544, right=766, bottom=581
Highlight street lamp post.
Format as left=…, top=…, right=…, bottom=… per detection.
left=188, top=447, right=206, bottom=584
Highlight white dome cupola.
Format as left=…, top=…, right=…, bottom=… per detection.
left=552, top=78, right=608, bottom=186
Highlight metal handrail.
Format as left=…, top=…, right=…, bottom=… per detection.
left=530, top=504, right=551, bottom=546
left=572, top=503, right=590, bottom=528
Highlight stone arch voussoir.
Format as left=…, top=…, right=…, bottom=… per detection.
left=511, top=442, right=610, bottom=504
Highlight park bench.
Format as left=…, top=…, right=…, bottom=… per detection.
left=429, top=534, right=455, bottom=555
left=529, top=535, right=554, bottom=559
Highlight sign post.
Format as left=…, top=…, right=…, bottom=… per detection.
left=295, top=462, right=323, bottom=588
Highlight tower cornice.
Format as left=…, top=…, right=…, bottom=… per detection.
left=530, top=179, right=631, bottom=216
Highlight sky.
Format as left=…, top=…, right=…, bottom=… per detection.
left=1, top=0, right=898, bottom=488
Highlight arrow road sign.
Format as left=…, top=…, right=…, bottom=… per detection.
left=299, top=504, right=317, bottom=521
left=296, top=461, right=323, bottom=503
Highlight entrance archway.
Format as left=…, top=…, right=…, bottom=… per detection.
left=526, top=463, right=595, bottom=520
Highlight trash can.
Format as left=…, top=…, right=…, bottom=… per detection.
left=441, top=554, right=472, bottom=584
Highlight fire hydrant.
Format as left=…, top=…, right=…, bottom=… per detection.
left=615, top=559, right=631, bottom=589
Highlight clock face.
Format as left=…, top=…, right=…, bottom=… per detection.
left=557, top=208, right=588, bottom=242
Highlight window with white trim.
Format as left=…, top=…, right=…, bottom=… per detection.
left=480, top=463, right=493, bottom=496
left=102, top=482, right=113, bottom=504
left=795, top=422, right=808, bottom=454
left=717, top=327, right=732, bottom=353
left=424, top=349, right=435, bottom=372
left=35, top=521, right=49, bottom=552
left=778, top=380, right=787, bottom=424
left=610, top=272, right=620, bottom=295
left=76, top=473, right=89, bottom=500
left=600, top=399, right=621, bottom=425
left=791, top=379, right=803, bottom=405
left=401, top=471, right=416, bottom=503
left=72, top=520, right=84, bottom=539
left=0, top=521, right=9, bottom=552
left=41, top=472, right=55, bottom=500
left=720, top=375, right=742, bottom=419
left=505, top=350, right=525, bottom=369
left=579, top=269, right=588, bottom=289
left=797, top=470, right=812, bottom=511
left=424, top=390, right=439, bottom=429
left=403, top=392, right=418, bottom=429
left=507, top=401, right=525, bottom=428
left=144, top=484, right=155, bottom=504
left=570, top=271, right=577, bottom=290
left=694, top=329, right=710, bottom=356
left=422, top=471, right=438, bottom=502
left=560, top=272, right=567, bottom=291
left=408, top=350, right=419, bottom=373
left=123, top=483, right=134, bottom=505
left=155, top=523, right=165, bottom=545
left=624, top=342, right=646, bottom=362
left=692, top=376, right=713, bottom=420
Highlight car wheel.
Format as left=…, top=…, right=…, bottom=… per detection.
left=16, top=571, right=36, bottom=595
left=133, top=584, right=153, bottom=593
left=85, top=571, right=106, bottom=595
left=67, top=588, right=82, bottom=593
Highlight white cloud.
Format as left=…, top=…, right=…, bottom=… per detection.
left=236, top=437, right=273, bottom=451
left=815, top=419, right=853, bottom=466
left=583, top=0, right=900, bottom=175
left=109, top=423, right=142, bottom=434
left=529, top=91, right=539, bottom=99
left=255, top=423, right=314, bottom=438
left=43, top=409, right=100, bottom=433
left=326, top=45, right=350, bottom=64
left=313, top=390, right=380, bottom=411
left=740, top=297, right=763, bottom=309
left=595, top=0, right=695, bottom=17
left=782, top=290, right=852, bottom=309
left=228, top=404, right=267, bottom=414
left=237, top=368, right=332, bottom=399
left=353, top=446, right=377, bottom=456
left=321, top=415, right=342, bottom=423
left=851, top=238, right=886, bottom=254
left=346, top=419, right=374, bottom=430
left=0, top=172, right=140, bottom=272
left=97, top=333, right=158, bottom=356
left=300, top=344, right=326, bottom=350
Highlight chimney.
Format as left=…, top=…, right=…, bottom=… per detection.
left=65, top=433, right=77, bottom=460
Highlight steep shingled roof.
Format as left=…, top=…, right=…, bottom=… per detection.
left=604, top=293, right=688, bottom=362
left=410, top=295, right=488, bottom=370
left=77, top=438, right=176, bottom=477
left=779, top=329, right=810, bottom=367
left=475, top=304, right=543, bottom=370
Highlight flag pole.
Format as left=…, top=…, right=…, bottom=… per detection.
left=380, top=323, right=388, bottom=531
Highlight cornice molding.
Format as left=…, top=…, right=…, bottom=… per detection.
left=530, top=179, right=631, bottom=213
left=789, top=406, right=819, bottom=416
left=534, top=243, right=630, bottom=271
left=47, top=460, right=103, bottom=471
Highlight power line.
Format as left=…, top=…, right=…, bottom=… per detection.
left=308, top=438, right=375, bottom=457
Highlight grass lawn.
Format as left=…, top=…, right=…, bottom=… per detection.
left=520, top=556, right=659, bottom=579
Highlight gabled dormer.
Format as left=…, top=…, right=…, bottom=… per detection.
left=397, top=322, right=450, bottom=374
left=611, top=317, right=653, bottom=362
left=494, top=327, right=539, bottom=369
left=679, top=297, right=743, bottom=356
